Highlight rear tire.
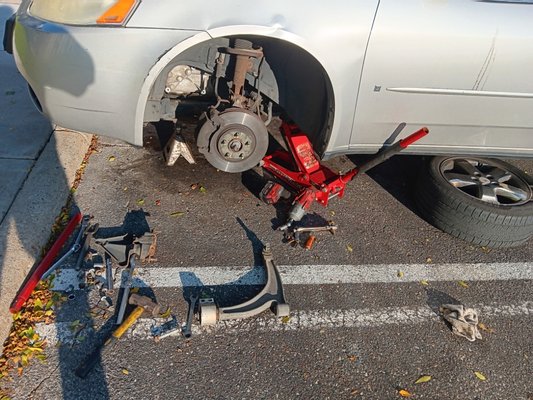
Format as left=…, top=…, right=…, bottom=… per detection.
left=414, top=156, right=533, bottom=248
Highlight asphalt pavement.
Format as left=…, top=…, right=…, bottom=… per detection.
left=2, top=130, right=531, bottom=399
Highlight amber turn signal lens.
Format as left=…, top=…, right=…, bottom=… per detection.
left=97, top=0, right=137, bottom=24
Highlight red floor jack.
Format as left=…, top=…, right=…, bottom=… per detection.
left=261, top=122, right=429, bottom=231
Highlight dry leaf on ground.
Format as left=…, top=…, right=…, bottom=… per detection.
left=398, top=389, right=411, bottom=397
left=415, top=375, right=432, bottom=384
left=474, top=371, right=487, bottom=381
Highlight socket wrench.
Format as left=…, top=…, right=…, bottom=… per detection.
left=182, top=294, right=199, bottom=338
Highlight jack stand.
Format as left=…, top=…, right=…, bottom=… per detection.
left=163, top=126, right=196, bottom=166
left=261, top=122, right=429, bottom=229
left=199, top=244, right=289, bottom=325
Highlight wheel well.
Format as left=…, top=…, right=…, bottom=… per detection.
left=145, top=35, right=335, bottom=155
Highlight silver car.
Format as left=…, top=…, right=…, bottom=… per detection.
left=4, top=0, right=533, bottom=247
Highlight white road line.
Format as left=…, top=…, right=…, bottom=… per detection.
left=36, top=301, right=533, bottom=345
left=51, top=262, right=533, bottom=291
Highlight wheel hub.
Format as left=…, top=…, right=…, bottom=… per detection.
left=218, top=130, right=253, bottom=160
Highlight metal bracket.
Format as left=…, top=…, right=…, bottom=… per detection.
left=95, top=232, right=157, bottom=266
left=199, top=244, right=290, bottom=325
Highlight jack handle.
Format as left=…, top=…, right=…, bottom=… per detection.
left=399, top=127, right=429, bottom=149
left=354, top=127, right=429, bottom=176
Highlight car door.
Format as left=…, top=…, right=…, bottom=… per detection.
left=351, top=0, right=533, bottom=157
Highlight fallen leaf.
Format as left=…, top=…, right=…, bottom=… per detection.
left=69, top=320, right=81, bottom=332
left=426, top=257, right=433, bottom=264
left=199, top=186, right=207, bottom=193
left=122, top=368, right=129, bottom=375
left=330, top=211, right=336, bottom=216
left=130, top=287, right=140, bottom=294
left=190, top=183, right=198, bottom=190
left=33, top=299, right=43, bottom=311
left=346, top=245, right=353, bottom=252
left=474, top=371, right=486, bottom=381
left=137, top=199, right=145, bottom=206
left=397, top=271, right=404, bottom=278
left=458, top=281, right=469, bottom=288
left=478, top=323, right=494, bottom=333
left=347, top=355, right=357, bottom=362
left=415, top=375, right=432, bottom=384
left=170, top=212, right=185, bottom=218
left=159, top=307, right=172, bottom=319
left=398, top=389, right=411, bottom=397
left=420, top=280, right=429, bottom=286
left=27, top=347, right=43, bottom=353
left=281, top=316, right=290, bottom=324
left=108, top=156, right=116, bottom=162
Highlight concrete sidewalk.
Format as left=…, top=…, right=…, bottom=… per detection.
left=0, top=2, right=92, bottom=345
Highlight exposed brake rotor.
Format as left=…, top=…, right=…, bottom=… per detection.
left=197, top=108, right=269, bottom=173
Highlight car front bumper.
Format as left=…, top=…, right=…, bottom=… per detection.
left=3, top=13, right=15, bottom=54
left=12, top=10, right=200, bottom=145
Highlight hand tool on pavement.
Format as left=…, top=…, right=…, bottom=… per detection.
left=116, top=253, right=138, bottom=325
left=292, top=222, right=338, bottom=242
left=75, top=294, right=160, bottom=378
left=41, top=215, right=91, bottom=281
left=261, top=122, right=429, bottom=230
left=74, top=221, right=99, bottom=271
left=151, top=316, right=180, bottom=340
left=182, top=294, right=199, bottom=338
left=104, top=253, right=114, bottom=294
left=10, top=212, right=83, bottom=313
left=304, top=235, right=317, bottom=250
left=199, top=244, right=289, bottom=325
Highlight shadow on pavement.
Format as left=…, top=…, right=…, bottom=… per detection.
left=0, top=8, right=106, bottom=399
left=349, top=154, right=426, bottom=215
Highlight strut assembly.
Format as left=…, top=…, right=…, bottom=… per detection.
left=261, top=122, right=429, bottom=230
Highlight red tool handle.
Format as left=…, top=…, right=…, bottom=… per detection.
left=10, top=211, right=82, bottom=313
left=399, top=127, right=429, bottom=148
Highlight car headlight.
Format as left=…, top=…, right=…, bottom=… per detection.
left=29, top=0, right=139, bottom=25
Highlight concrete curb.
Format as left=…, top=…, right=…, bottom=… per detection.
left=0, top=129, right=92, bottom=345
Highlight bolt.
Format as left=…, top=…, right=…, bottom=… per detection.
left=221, top=140, right=226, bottom=145
left=234, top=132, right=240, bottom=137
left=225, top=152, right=230, bottom=157
left=239, top=153, right=244, bottom=159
